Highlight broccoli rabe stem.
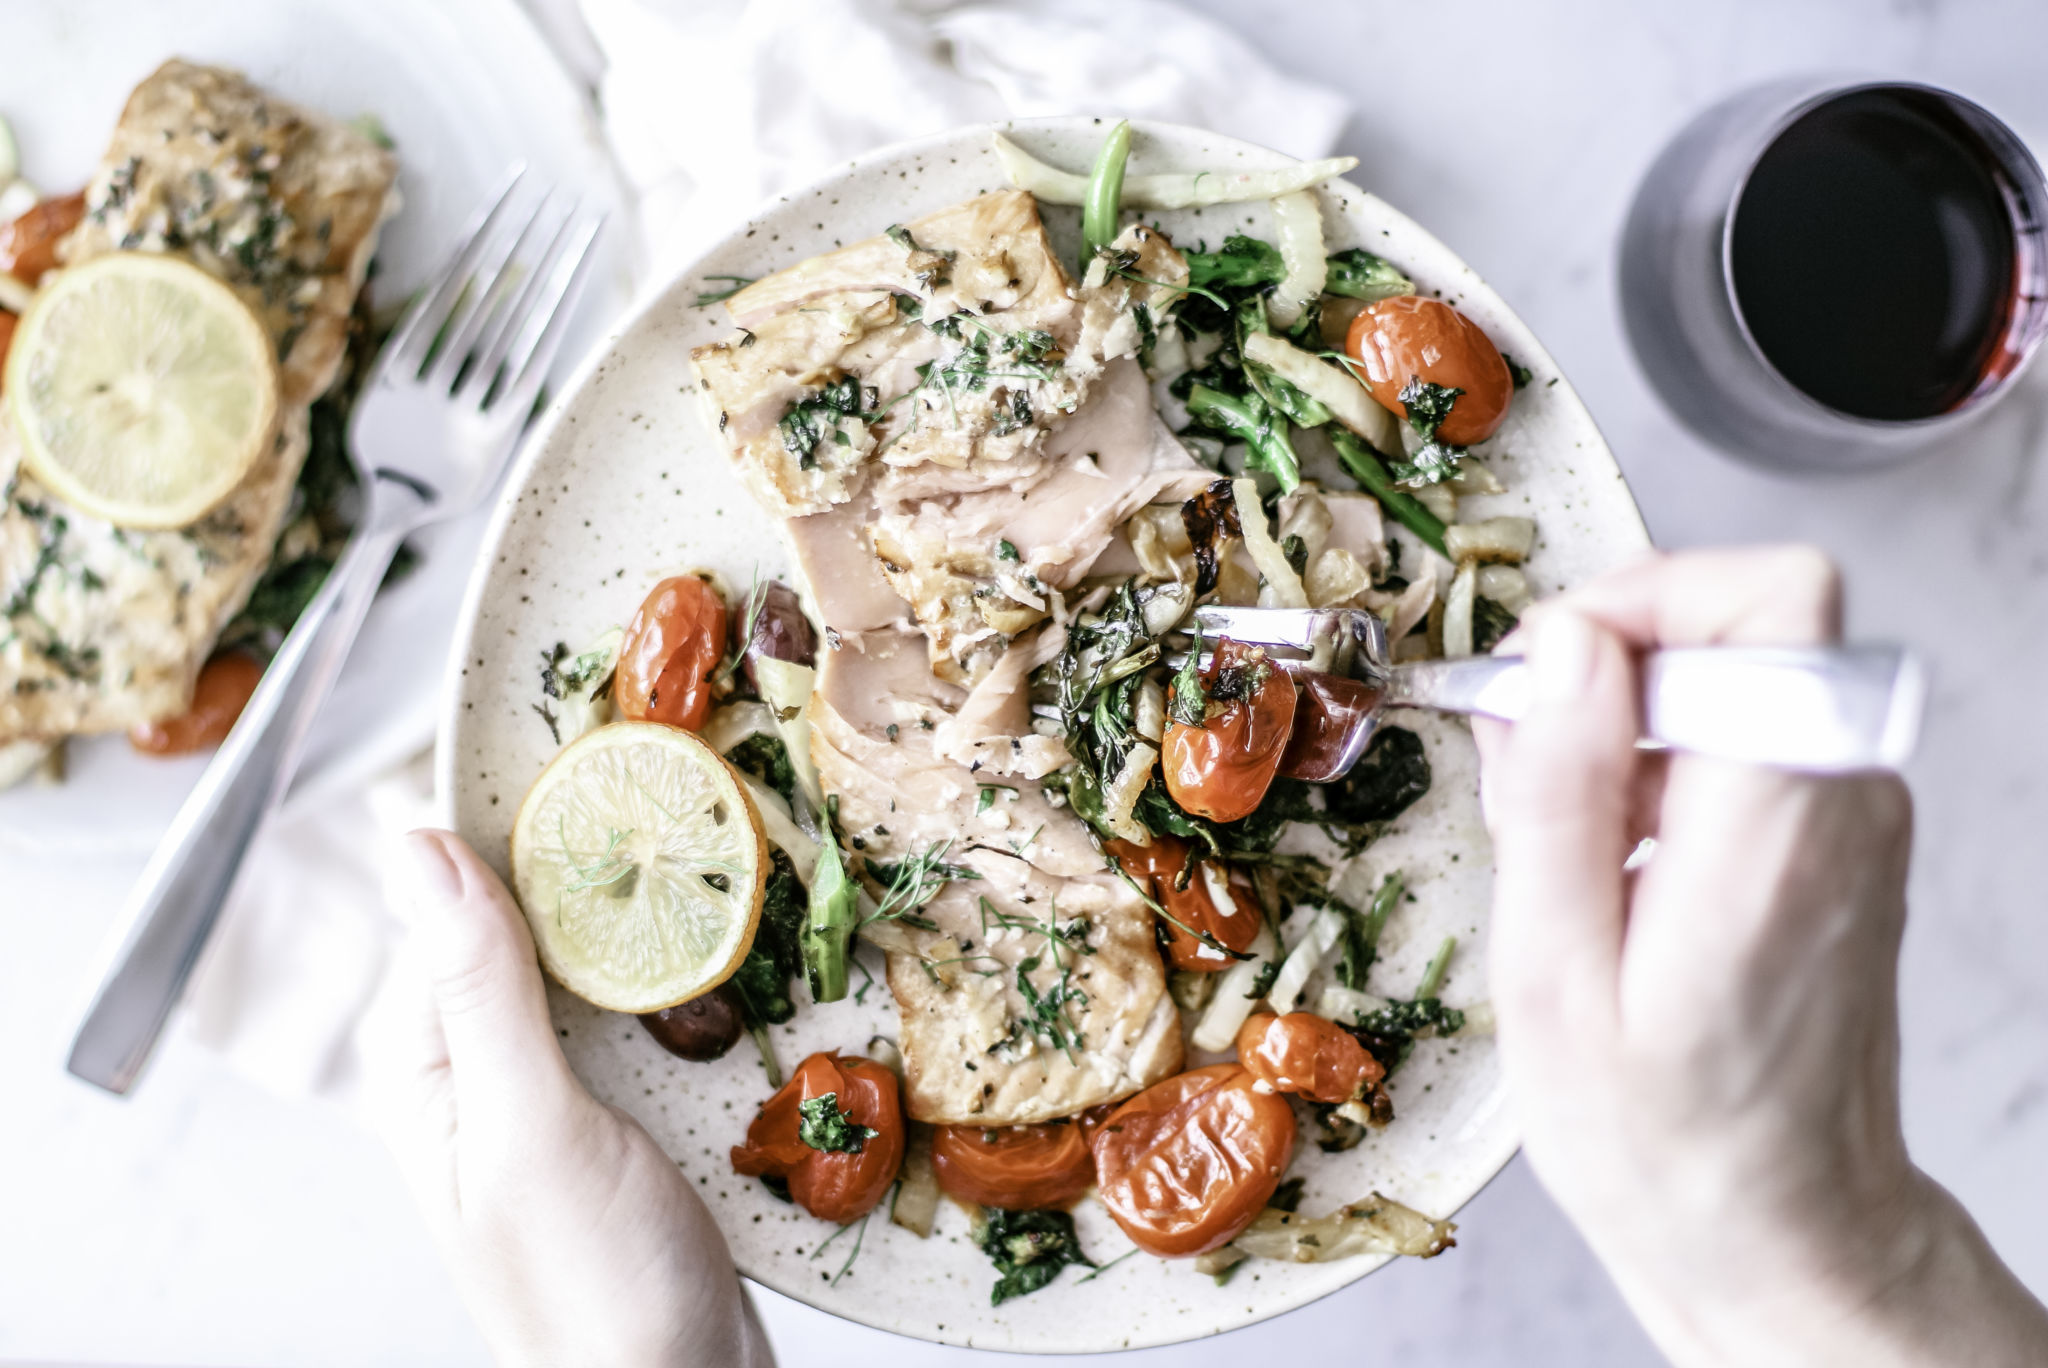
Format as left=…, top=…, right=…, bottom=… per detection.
left=803, top=839, right=859, bottom=1004
left=1184, top=383, right=1302, bottom=494
left=1416, top=935, right=1457, bottom=1000
left=1082, top=120, right=1132, bottom=269
left=1327, top=428, right=1448, bottom=557
left=748, top=1022, right=784, bottom=1088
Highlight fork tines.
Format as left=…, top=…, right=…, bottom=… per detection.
left=383, top=167, right=606, bottom=418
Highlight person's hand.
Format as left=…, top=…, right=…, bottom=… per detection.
left=1474, top=548, right=2048, bottom=1368
left=360, top=829, right=774, bottom=1368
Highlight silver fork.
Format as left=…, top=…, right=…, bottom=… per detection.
left=67, top=172, right=604, bottom=1095
left=1180, top=604, right=1927, bottom=780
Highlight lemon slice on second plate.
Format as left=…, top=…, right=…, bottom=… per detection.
left=511, top=721, right=766, bottom=1013
left=6, top=252, right=279, bottom=529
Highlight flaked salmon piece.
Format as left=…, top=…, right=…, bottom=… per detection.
left=811, top=628, right=1181, bottom=1124
left=691, top=190, right=1086, bottom=520
left=0, top=60, right=396, bottom=743
left=702, top=193, right=1202, bottom=1124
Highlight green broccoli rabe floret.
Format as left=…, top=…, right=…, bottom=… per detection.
left=1324, top=248, right=1415, bottom=302
left=976, top=1207, right=1096, bottom=1306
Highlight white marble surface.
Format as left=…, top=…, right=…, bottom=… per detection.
left=6, top=1, right=2048, bottom=1363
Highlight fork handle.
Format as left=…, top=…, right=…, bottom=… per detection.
left=66, top=514, right=410, bottom=1094
left=1381, top=644, right=1926, bottom=772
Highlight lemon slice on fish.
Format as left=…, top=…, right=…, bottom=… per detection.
left=511, top=721, right=766, bottom=1013
left=6, top=252, right=278, bottom=529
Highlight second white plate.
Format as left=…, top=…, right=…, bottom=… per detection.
left=0, top=0, right=634, bottom=855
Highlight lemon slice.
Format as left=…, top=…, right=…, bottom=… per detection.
left=6, top=252, right=279, bottom=529
left=510, top=721, right=766, bottom=1013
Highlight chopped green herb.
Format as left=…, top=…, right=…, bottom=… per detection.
left=977, top=1207, right=1096, bottom=1305
left=799, top=1093, right=879, bottom=1153
left=1502, top=352, right=1533, bottom=389
left=692, top=274, right=757, bottom=307
left=778, top=375, right=878, bottom=468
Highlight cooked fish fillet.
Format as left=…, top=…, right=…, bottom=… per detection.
left=812, top=628, right=1181, bottom=1125
left=696, top=190, right=1206, bottom=1124
left=0, top=60, right=397, bottom=742
left=691, top=192, right=1188, bottom=685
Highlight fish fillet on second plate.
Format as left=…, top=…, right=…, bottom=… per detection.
left=691, top=189, right=1213, bottom=1124
left=0, top=60, right=397, bottom=744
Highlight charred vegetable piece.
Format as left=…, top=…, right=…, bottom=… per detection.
left=1179, top=479, right=1243, bottom=597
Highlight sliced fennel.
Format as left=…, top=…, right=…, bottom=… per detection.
left=1192, top=920, right=1280, bottom=1051
left=752, top=654, right=824, bottom=809
left=993, top=132, right=1357, bottom=210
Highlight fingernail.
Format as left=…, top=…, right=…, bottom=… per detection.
left=1532, top=610, right=1598, bottom=703
left=403, top=829, right=465, bottom=903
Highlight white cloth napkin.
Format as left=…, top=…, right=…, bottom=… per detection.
left=182, top=0, right=1350, bottom=1105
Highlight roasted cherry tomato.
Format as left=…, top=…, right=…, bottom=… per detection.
left=0, top=311, right=16, bottom=386
left=932, top=1118, right=1096, bottom=1210
left=1090, top=1064, right=1296, bottom=1256
left=0, top=191, right=86, bottom=286
left=615, top=574, right=728, bottom=731
left=730, top=1052, right=905, bottom=1224
left=1278, top=673, right=1384, bottom=783
left=1345, top=295, right=1512, bottom=447
left=1161, top=638, right=1295, bottom=823
left=1235, top=1011, right=1385, bottom=1104
left=129, top=652, right=264, bottom=755
left=1105, top=837, right=1263, bottom=972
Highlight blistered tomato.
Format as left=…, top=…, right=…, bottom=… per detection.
left=1161, top=638, right=1295, bottom=823
left=931, top=1118, right=1097, bottom=1210
left=615, top=574, right=728, bottom=731
left=0, top=192, right=86, bottom=286
left=1345, top=295, right=1512, bottom=447
left=1235, top=1011, right=1384, bottom=1104
left=1105, top=837, right=1263, bottom=972
left=1090, top=1064, right=1296, bottom=1256
left=129, top=653, right=264, bottom=755
left=730, top=1052, right=905, bottom=1224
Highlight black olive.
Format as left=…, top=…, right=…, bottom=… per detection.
left=736, top=581, right=818, bottom=690
left=639, top=987, right=744, bottom=1060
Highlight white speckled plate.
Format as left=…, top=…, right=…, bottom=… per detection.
left=441, top=119, right=1649, bottom=1354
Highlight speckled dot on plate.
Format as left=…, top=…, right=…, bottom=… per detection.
left=438, top=117, right=1650, bottom=1353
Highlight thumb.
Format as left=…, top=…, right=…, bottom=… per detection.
left=398, top=829, right=574, bottom=1114
left=1483, top=608, right=1636, bottom=1044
